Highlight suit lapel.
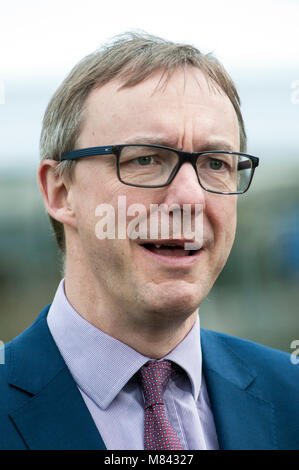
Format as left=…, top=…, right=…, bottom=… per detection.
left=8, top=306, right=106, bottom=450
left=10, top=367, right=106, bottom=450
left=201, top=329, right=277, bottom=450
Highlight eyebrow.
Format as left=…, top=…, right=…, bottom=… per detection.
left=200, top=140, right=235, bottom=152
left=123, top=135, right=236, bottom=152
left=123, top=135, right=177, bottom=147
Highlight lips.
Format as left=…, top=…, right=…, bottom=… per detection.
left=139, top=241, right=200, bottom=257
left=143, top=244, right=189, bottom=257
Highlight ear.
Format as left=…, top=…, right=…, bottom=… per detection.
left=37, top=159, right=76, bottom=228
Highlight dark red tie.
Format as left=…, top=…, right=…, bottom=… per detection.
left=139, top=360, right=184, bottom=450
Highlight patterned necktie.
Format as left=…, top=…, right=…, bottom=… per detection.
left=139, top=360, right=184, bottom=450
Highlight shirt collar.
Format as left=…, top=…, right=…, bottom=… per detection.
left=47, top=279, right=202, bottom=409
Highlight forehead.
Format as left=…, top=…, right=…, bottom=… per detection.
left=79, top=66, right=240, bottom=150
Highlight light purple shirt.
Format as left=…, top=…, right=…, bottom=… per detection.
left=47, top=279, right=219, bottom=450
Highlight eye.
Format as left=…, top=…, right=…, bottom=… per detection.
left=135, top=156, right=155, bottom=166
left=208, top=159, right=225, bottom=170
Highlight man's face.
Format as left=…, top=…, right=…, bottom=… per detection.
left=68, top=66, right=239, bottom=326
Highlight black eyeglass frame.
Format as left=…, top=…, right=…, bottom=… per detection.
left=61, top=144, right=259, bottom=195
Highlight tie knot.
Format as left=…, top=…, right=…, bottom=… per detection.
left=139, top=360, right=174, bottom=409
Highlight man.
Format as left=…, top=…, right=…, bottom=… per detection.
left=0, top=32, right=298, bottom=450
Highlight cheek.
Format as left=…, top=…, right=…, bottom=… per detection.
left=72, top=168, right=123, bottom=227
left=208, top=195, right=237, bottom=247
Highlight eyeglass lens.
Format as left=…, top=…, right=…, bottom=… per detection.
left=118, top=146, right=253, bottom=193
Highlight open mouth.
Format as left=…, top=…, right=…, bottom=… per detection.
left=140, top=242, right=200, bottom=257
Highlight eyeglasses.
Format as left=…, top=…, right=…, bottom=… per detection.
left=61, top=144, right=259, bottom=195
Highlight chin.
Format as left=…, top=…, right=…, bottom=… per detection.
left=143, top=281, right=204, bottom=319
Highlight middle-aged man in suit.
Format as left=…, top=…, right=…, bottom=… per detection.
left=0, top=32, right=298, bottom=450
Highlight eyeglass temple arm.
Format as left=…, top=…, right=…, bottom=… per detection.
left=61, top=146, right=114, bottom=161
left=238, top=159, right=259, bottom=171
left=238, top=161, right=250, bottom=171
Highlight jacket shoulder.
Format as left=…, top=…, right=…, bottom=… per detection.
left=0, top=305, right=53, bottom=449
left=201, top=328, right=299, bottom=449
left=201, top=328, right=299, bottom=392
left=0, top=342, right=30, bottom=449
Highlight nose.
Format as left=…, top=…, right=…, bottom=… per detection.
left=163, top=162, right=206, bottom=209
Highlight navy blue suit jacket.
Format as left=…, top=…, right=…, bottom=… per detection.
left=0, top=304, right=298, bottom=449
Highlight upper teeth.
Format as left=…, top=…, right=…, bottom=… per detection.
left=154, top=244, right=180, bottom=248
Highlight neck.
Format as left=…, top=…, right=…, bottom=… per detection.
left=64, top=253, right=198, bottom=358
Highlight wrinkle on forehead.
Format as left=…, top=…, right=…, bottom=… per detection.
left=116, top=65, right=226, bottom=99
left=79, top=65, right=239, bottom=153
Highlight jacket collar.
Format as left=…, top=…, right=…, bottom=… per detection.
left=201, top=328, right=277, bottom=450
left=8, top=305, right=66, bottom=394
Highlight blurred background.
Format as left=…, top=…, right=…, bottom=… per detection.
left=0, top=0, right=298, bottom=352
